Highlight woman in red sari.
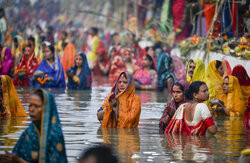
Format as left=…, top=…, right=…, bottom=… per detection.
left=165, top=81, right=217, bottom=136
left=13, top=45, right=38, bottom=86
left=92, top=47, right=110, bottom=76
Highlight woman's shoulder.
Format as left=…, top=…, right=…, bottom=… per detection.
left=149, top=69, right=157, bottom=76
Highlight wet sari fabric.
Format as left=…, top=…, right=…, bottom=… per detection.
left=165, top=103, right=215, bottom=136
left=13, top=89, right=68, bottom=163
left=101, top=72, right=141, bottom=128
left=0, top=75, right=27, bottom=117
left=0, top=47, right=13, bottom=75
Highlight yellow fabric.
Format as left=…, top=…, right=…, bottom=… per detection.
left=186, top=59, right=205, bottom=83
left=55, top=39, right=68, bottom=54
left=240, top=85, right=250, bottom=106
left=0, top=75, right=27, bottom=117
left=217, top=76, right=246, bottom=117
left=205, top=60, right=224, bottom=99
left=87, top=36, right=99, bottom=62
left=101, top=73, right=141, bottom=128
left=11, top=35, right=24, bottom=59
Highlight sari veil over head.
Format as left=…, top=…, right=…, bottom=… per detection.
left=101, top=72, right=141, bottom=128
left=0, top=75, right=27, bottom=117
left=0, top=47, right=13, bottom=75
left=13, top=89, right=68, bottom=163
left=186, top=59, right=205, bottom=83
left=67, top=52, right=92, bottom=90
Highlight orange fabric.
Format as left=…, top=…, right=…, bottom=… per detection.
left=61, top=43, right=76, bottom=73
left=0, top=75, right=27, bottom=117
left=217, top=76, right=246, bottom=117
left=101, top=72, right=141, bottom=128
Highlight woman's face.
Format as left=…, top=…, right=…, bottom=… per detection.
left=223, top=77, right=229, bottom=94
left=43, top=46, right=53, bottom=60
left=172, top=85, right=184, bottom=103
left=117, top=75, right=128, bottom=92
left=76, top=55, right=83, bottom=67
left=142, top=56, right=151, bottom=68
left=24, top=47, right=31, bottom=58
left=28, top=94, right=43, bottom=122
left=217, top=64, right=224, bottom=76
left=194, top=84, right=209, bottom=101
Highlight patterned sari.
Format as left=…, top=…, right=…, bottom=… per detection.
left=13, top=47, right=39, bottom=86
left=157, top=53, right=177, bottom=91
left=0, top=47, right=13, bottom=75
left=0, top=75, right=27, bottom=117
left=217, top=76, right=246, bottom=117
left=165, top=103, right=215, bottom=136
left=67, top=52, right=92, bottom=90
left=31, top=54, right=66, bottom=88
left=13, top=89, right=68, bottom=163
left=186, top=59, right=205, bottom=83
left=101, top=72, right=141, bottom=128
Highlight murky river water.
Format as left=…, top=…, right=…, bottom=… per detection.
left=0, top=87, right=249, bottom=162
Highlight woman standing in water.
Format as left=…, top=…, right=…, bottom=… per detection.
left=66, top=52, right=92, bottom=90
left=0, top=89, right=68, bottom=162
left=0, top=75, right=27, bottom=117
left=97, top=72, right=141, bottom=128
left=165, top=81, right=217, bottom=135
left=159, top=81, right=189, bottom=131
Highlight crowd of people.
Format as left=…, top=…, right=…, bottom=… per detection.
left=0, top=2, right=249, bottom=162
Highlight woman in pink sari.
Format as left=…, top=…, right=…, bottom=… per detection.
left=165, top=81, right=217, bottom=136
left=171, top=55, right=186, bottom=81
left=0, top=45, right=13, bottom=75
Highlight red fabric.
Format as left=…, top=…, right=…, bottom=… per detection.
left=13, top=49, right=38, bottom=86
left=108, top=56, right=127, bottom=85
left=244, top=96, right=250, bottom=128
left=223, top=60, right=232, bottom=75
left=165, top=109, right=215, bottom=136
left=232, top=65, right=250, bottom=86
left=92, top=47, right=111, bottom=76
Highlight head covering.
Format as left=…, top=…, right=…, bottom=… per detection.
left=223, top=60, right=232, bottom=75
left=0, top=47, right=13, bottom=75
left=186, top=58, right=205, bottom=83
left=67, top=52, right=92, bottom=90
left=101, top=72, right=141, bottom=128
left=157, top=53, right=177, bottom=90
left=0, top=75, right=27, bottom=117
left=13, top=89, right=68, bottom=162
left=217, top=76, right=246, bottom=116
left=232, top=65, right=250, bottom=86
left=62, top=43, right=76, bottom=73
left=205, top=60, right=224, bottom=99
left=159, top=80, right=190, bottom=131
left=171, top=55, right=186, bottom=81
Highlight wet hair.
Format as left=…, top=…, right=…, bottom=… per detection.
left=91, top=27, right=98, bottom=35
left=33, top=89, right=44, bottom=104
left=185, top=81, right=206, bottom=100
left=78, top=145, right=118, bottom=163
left=13, top=37, right=18, bottom=44
left=145, top=54, right=155, bottom=70
left=42, top=42, right=55, bottom=54
left=28, top=36, right=35, bottom=44
left=119, top=72, right=127, bottom=79
left=145, top=46, right=153, bottom=52
left=215, top=60, right=222, bottom=69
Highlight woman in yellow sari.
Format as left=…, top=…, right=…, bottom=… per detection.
left=205, top=60, right=225, bottom=99
left=215, top=76, right=246, bottom=117
left=0, top=75, right=27, bottom=117
left=97, top=72, right=141, bottom=128
left=186, top=59, right=205, bottom=83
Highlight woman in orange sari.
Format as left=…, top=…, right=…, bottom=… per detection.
left=0, top=75, right=27, bottom=117
left=13, top=45, right=39, bottom=86
left=97, top=72, right=141, bottom=128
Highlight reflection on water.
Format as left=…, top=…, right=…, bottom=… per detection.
left=0, top=87, right=249, bottom=162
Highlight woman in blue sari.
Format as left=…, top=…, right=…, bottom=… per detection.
left=66, top=52, right=92, bottom=90
left=31, top=41, right=66, bottom=88
left=157, top=53, right=177, bottom=92
left=0, top=89, right=68, bottom=162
